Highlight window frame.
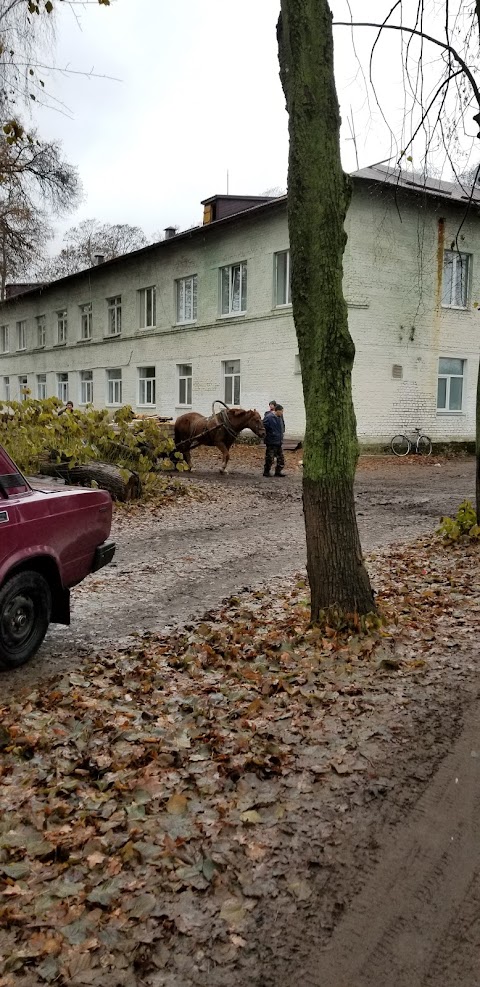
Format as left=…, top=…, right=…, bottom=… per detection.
left=107, top=295, right=122, bottom=336
left=57, top=372, right=69, bottom=403
left=57, top=310, right=68, bottom=345
left=220, top=261, right=247, bottom=317
left=139, top=286, right=157, bottom=330
left=36, top=315, right=46, bottom=348
left=79, top=370, right=93, bottom=406
left=16, top=320, right=26, bottom=352
left=80, top=302, right=92, bottom=341
left=18, top=374, right=29, bottom=401
left=106, top=368, right=122, bottom=406
left=437, top=357, right=465, bottom=413
left=176, top=275, right=198, bottom=325
left=223, top=359, right=241, bottom=406
left=3, top=377, right=10, bottom=402
left=177, top=363, right=192, bottom=407
left=275, top=249, right=292, bottom=307
left=0, top=325, right=9, bottom=354
left=137, top=366, right=156, bottom=407
left=442, top=250, right=471, bottom=309
left=36, top=373, right=47, bottom=400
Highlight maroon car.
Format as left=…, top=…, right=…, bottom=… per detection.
left=0, top=443, right=115, bottom=670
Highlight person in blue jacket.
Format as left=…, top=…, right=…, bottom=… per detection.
left=263, top=403, right=286, bottom=477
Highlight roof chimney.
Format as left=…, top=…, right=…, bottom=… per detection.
left=164, top=226, right=176, bottom=240
left=94, top=253, right=105, bottom=265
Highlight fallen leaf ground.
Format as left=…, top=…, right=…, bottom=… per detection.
left=0, top=534, right=479, bottom=986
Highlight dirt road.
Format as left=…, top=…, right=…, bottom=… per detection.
left=8, top=451, right=474, bottom=692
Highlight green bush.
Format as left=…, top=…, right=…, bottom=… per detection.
left=0, top=398, right=187, bottom=483
left=438, top=500, right=480, bottom=542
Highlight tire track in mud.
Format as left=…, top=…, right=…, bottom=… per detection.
left=295, top=707, right=480, bottom=987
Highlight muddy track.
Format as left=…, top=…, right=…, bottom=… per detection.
left=295, top=704, right=480, bottom=987
left=3, top=454, right=474, bottom=696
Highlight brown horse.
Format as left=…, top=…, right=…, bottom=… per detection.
left=174, top=406, right=266, bottom=473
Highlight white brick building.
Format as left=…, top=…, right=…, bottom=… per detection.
left=0, top=165, right=479, bottom=443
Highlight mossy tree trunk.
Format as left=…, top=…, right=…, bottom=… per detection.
left=278, top=0, right=375, bottom=619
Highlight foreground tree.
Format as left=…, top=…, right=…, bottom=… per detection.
left=40, top=219, right=149, bottom=279
left=277, top=0, right=375, bottom=620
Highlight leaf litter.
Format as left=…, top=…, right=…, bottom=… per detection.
left=0, top=534, right=478, bottom=986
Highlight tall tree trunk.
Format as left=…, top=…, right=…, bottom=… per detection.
left=278, top=0, right=375, bottom=619
left=475, top=3, right=480, bottom=522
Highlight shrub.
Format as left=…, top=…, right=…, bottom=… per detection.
left=438, top=500, right=480, bottom=542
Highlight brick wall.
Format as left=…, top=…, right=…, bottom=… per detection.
left=0, top=184, right=479, bottom=443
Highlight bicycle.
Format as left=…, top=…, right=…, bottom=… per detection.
left=391, top=427, right=432, bottom=457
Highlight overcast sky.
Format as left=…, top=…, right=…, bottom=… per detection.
left=32, top=0, right=478, bottom=247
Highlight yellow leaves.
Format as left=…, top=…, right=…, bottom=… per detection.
left=240, top=810, right=262, bottom=825
left=220, top=898, right=247, bottom=927
left=166, top=793, right=188, bottom=815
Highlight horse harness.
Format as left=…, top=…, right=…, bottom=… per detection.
left=175, top=408, right=238, bottom=450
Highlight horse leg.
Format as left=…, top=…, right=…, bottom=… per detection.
left=218, top=442, right=230, bottom=474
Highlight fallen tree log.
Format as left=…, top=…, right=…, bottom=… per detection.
left=39, top=461, right=142, bottom=502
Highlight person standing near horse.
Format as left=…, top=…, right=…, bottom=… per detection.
left=263, top=403, right=286, bottom=477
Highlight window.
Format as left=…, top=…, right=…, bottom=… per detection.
left=36, top=374, right=47, bottom=400
left=223, top=359, right=240, bottom=405
left=442, top=250, right=470, bottom=308
left=36, top=315, right=46, bottom=348
left=275, top=250, right=291, bottom=306
left=80, top=303, right=92, bottom=340
left=106, top=368, right=122, bottom=405
left=18, top=375, right=29, bottom=401
left=139, top=286, right=156, bottom=329
left=57, top=372, right=69, bottom=403
left=0, top=325, right=9, bottom=353
left=107, top=296, right=121, bottom=336
left=437, top=357, right=464, bottom=412
left=138, top=366, right=156, bottom=406
left=177, top=364, right=192, bottom=406
left=3, top=377, right=10, bottom=402
left=220, top=262, right=247, bottom=315
left=294, top=354, right=301, bottom=374
left=176, top=275, right=198, bottom=323
left=57, top=310, right=67, bottom=345
left=80, top=370, right=93, bottom=405
left=16, top=321, right=26, bottom=351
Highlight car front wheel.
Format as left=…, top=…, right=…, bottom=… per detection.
left=0, top=572, right=52, bottom=671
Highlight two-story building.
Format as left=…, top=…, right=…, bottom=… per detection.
left=0, top=164, right=479, bottom=443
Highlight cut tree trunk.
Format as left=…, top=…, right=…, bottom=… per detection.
left=476, top=358, right=480, bottom=522
left=39, top=461, right=142, bottom=502
left=278, top=0, right=375, bottom=619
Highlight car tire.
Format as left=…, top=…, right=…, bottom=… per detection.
left=0, top=572, right=52, bottom=671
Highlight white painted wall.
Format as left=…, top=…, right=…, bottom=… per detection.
left=0, top=182, right=479, bottom=443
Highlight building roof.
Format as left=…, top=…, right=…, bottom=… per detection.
left=352, top=162, right=480, bottom=205
left=2, top=163, right=478, bottom=308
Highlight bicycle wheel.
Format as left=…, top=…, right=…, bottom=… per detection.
left=416, top=434, right=432, bottom=456
left=391, top=434, right=411, bottom=457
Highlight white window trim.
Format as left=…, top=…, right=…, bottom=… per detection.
left=57, top=311, right=67, bottom=345
left=177, top=364, right=192, bottom=407
left=139, top=286, right=157, bottom=330
left=437, top=358, right=465, bottom=413
left=80, top=303, right=92, bottom=341
left=441, top=250, right=471, bottom=310
left=137, top=367, right=156, bottom=407
left=274, top=249, right=292, bottom=308
left=107, top=296, right=122, bottom=337
left=176, top=275, right=198, bottom=325
left=36, top=374, right=47, bottom=400
left=36, top=316, right=46, bottom=348
left=16, top=321, right=26, bottom=352
left=0, top=326, right=9, bottom=354
left=57, top=373, right=69, bottom=403
left=223, top=360, right=241, bottom=405
left=79, top=371, right=93, bottom=406
left=18, top=375, right=29, bottom=401
left=106, top=370, right=122, bottom=407
left=220, top=262, right=247, bottom=317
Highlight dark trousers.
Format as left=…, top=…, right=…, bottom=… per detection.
left=264, top=444, right=285, bottom=475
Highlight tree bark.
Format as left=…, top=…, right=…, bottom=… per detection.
left=39, top=461, right=142, bottom=502
left=278, top=0, right=375, bottom=618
